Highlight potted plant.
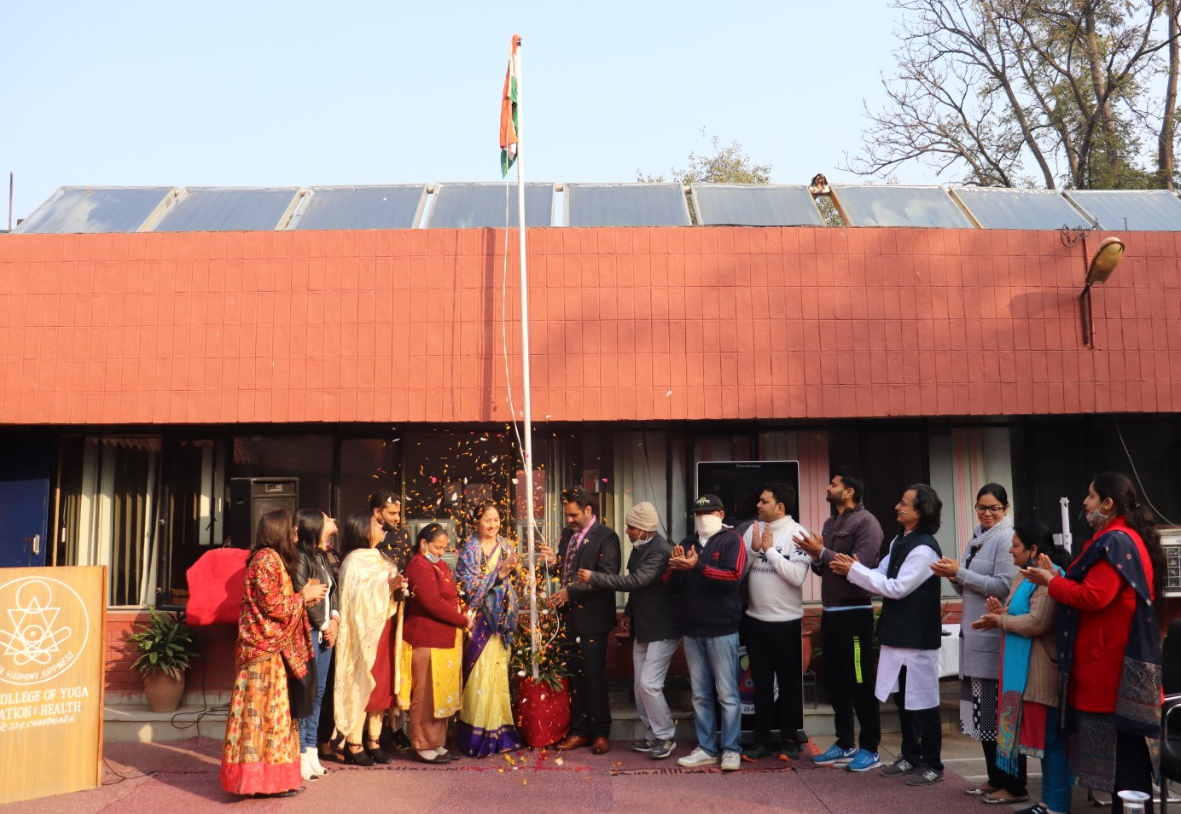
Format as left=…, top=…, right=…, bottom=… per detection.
left=129, top=607, right=202, bottom=712
left=509, top=569, right=572, bottom=747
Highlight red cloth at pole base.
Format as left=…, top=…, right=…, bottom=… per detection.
left=513, top=676, right=570, bottom=747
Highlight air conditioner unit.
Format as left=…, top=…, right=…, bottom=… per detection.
left=1162, top=527, right=1181, bottom=598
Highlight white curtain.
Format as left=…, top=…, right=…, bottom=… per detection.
left=61, top=437, right=160, bottom=607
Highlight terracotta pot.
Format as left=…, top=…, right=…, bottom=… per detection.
left=513, top=676, right=570, bottom=747
left=143, top=671, right=186, bottom=712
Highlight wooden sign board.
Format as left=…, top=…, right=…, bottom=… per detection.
left=0, top=566, right=106, bottom=804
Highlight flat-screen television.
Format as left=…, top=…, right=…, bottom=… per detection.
left=695, top=460, right=801, bottom=525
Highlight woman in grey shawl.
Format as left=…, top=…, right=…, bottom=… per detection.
left=931, top=483, right=1024, bottom=805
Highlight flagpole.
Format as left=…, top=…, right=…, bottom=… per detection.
left=514, top=37, right=540, bottom=679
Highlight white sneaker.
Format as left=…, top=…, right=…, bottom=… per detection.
left=308, top=750, right=329, bottom=776
left=720, top=751, right=741, bottom=772
left=299, top=749, right=316, bottom=781
left=676, top=747, right=719, bottom=768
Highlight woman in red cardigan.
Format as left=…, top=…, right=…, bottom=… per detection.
left=1022, top=472, right=1165, bottom=814
left=402, top=523, right=472, bottom=764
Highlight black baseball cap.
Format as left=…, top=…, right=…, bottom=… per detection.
left=689, top=494, right=725, bottom=514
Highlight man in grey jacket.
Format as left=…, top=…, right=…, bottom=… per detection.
left=577, top=502, right=680, bottom=759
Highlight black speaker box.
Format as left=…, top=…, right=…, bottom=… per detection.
left=227, top=477, right=299, bottom=548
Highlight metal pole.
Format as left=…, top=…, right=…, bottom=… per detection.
left=8, top=172, right=12, bottom=233
left=515, top=38, right=540, bottom=679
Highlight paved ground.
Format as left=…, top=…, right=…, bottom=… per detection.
left=1, top=729, right=1108, bottom=813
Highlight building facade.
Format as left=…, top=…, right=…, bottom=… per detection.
left=2, top=222, right=1179, bottom=696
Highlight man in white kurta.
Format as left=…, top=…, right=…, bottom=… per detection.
left=840, top=527, right=945, bottom=786
left=846, top=539, right=941, bottom=710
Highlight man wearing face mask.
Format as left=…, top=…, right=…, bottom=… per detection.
left=667, top=494, right=747, bottom=772
left=540, top=487, right=621, bottom=755
left=576, top=502, right=680, bottom=760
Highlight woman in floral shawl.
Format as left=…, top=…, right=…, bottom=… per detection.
left=220, top=509, right=326, bottom=797
left=455, top=502, right=523, bottom=756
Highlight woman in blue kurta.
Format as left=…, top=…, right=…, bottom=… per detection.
left=454, top=502, right=522, bottom=756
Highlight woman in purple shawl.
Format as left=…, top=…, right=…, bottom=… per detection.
left=454, top=502, right=523, bottom=756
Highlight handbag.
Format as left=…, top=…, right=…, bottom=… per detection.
left=286, top=656, right=318, bottom=720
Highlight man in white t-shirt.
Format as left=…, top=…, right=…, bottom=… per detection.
left=739, top=482, right=811, bottom=761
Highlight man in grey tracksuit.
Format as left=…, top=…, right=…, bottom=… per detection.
left=577, top=502, right=680, bottom=759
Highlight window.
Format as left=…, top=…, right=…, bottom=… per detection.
left=56, top=436, right=162, bottom=606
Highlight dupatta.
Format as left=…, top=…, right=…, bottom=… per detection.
left=1056, top=526, right=1162, bottom=738
left=996, top=573, right=1054, bottom=774
left=333, top=548, right=398, bottom=744
left=455, top=537, right=520, bottom=681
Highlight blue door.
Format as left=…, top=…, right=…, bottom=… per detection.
left=0, top=436, right=52, bottom=568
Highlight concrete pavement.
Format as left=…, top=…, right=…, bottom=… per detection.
left=1, top=730, right=1103, bottom=813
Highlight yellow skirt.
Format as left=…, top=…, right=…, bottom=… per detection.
left=456, top=633, right=522, bottom=756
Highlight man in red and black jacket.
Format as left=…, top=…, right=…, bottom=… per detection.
left=666, top=494, right=747, bottom=772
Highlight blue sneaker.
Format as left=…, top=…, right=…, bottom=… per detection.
left=813, top=743, right=857, bottom=766
left=846, top=749, right=883, bottom=772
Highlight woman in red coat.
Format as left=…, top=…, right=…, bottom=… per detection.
left=1023, top=472, right=1165, bottom=814
left=402, top=523, right=472, bottom=763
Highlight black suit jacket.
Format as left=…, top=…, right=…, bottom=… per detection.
left=558, top=517, right=621, bottom=635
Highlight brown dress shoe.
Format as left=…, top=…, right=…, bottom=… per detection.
left=591, top=737, right=611, bottom=755
left=554, top=735, right=592, bottom=751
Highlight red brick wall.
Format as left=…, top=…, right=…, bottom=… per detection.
left=104, top=611, right=237, bottom=699
left=1, top=227, right=1178, bottom=425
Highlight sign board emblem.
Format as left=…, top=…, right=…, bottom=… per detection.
left=0, top=577, right=90, bottom=686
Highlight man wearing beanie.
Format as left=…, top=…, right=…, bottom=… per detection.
left=668, top=494, right=747, bottom=772
left=739, top=483, right=811, bottom=763
left=577, top=502, right=680, bottom=759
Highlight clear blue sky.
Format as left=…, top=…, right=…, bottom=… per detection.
left=2, top=0, right=931, bottom=222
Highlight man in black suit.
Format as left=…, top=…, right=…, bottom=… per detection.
left=539, top=486, right=621, bottom=754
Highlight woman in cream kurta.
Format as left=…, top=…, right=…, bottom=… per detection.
left=333, top=512, right=403, bottom=764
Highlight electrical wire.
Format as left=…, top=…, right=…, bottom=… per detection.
left=1115, top=421, right=1177, bottom=526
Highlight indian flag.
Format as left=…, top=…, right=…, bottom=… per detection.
left=500, top=34, right=521, bottom=177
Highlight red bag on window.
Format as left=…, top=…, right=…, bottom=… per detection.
left=185, top=548, right=249, bottom=625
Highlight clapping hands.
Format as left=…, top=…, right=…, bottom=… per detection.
left=668, top=544, right=698, bottom=571
left=829, top=552, right=858, bottom=577
left=1020, top=552, right=1057, bottom=587
left=971, top=595, right=1006, bottom=630
left=794, top=529, right=824, bottom=560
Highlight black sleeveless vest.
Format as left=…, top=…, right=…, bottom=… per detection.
left=875, top=532, right=942, bottom=651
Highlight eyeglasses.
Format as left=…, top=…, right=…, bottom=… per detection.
left=974, top=505, right=1006, bottom=514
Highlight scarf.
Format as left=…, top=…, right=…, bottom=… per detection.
left=995, top=571, right=1046, bottom=775
left=1056, top=524, right=1162, bottom=739
left=456, top=536, right=520, bottom=645
left=964, top=515, right=1014, bottom=569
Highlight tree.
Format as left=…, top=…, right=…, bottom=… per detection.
left=637, top=128, right=774, bottom=224
left=845, top=0, right=1181, bottom=190
left=637, top=128, right=773, bottom=185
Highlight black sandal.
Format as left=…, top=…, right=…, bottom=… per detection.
left=365, top=741, right=393, bottom=765
left=344, top=743, right=375, bottom=767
